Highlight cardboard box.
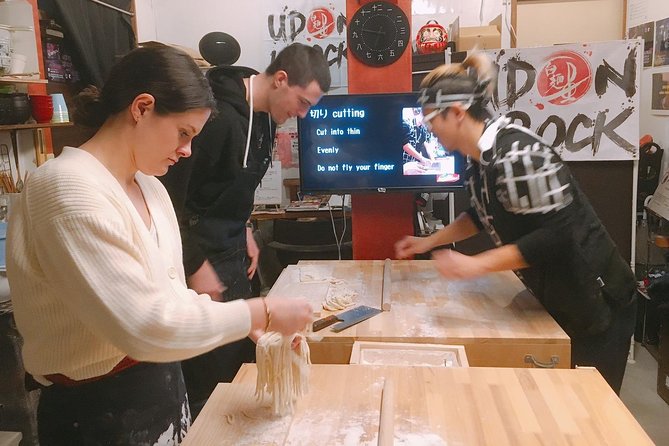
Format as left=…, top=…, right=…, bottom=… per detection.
left=456, top=25, right=501, bottom=51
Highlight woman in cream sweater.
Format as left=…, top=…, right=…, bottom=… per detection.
left=7, top=45, right=312, bottom=445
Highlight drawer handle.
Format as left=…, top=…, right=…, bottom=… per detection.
left=524, top=354, right=559, bottom=368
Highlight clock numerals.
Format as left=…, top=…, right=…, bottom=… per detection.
left=348, top=1, right=410, bottom=67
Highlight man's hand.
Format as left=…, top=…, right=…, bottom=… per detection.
left=431, top=245, right=529, bottom=280
left=432, top=249, right=487, bottom=280
left=187, top=259, right=225, bottom=301
left=246, top=227, right=260, bottom=279
left=395, top=236, right=432, bottom=259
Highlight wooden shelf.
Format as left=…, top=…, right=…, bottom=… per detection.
left=0, top=76, right=47, bottom=84
left=0, top=122, right=73, bottom=131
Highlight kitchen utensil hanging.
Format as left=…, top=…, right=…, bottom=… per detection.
left=9, top=130, right=22, bottom=192
left=0, top=143, right=14, bottom=193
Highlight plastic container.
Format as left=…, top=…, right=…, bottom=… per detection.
left=0, top=24, right=11, bottom=75
left=0, top=0, right=39, bottom=75
left=8, top=52, right=25, bottom=74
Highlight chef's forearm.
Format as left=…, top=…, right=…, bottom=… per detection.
left=427, top=211, right=480, bottom=248
left=475, top=244, right=529, bottom=273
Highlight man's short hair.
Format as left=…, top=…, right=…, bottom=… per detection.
left=266, top=43, right=331, bottom=93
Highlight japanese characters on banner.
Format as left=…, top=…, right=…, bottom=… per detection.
left=486, top=40, right=641, bottom=161
left=264, top=1, right=347, bottom=91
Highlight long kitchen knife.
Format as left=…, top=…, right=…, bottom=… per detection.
left=312, top=305, right=383, bottom=333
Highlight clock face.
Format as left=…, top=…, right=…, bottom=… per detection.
left=348, top=1, right=410, bottom=67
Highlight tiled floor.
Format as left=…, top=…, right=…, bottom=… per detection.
left=620, top=343, right=669, bottom=444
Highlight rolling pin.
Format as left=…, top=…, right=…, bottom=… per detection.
left=378, top=377, right=394, bottom=446
left=381, top=258, right=392, bottom=311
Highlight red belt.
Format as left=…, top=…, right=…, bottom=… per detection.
left=44, top=356, right=140, bottom=387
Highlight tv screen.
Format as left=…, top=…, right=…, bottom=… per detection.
left=298, top=92, right=466, bottom=194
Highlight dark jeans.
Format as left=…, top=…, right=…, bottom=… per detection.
left=181, top=245, right=258, bottom=419
left=37, top=362, right=189, bottom=446
left=571, top=301, right=637, bottom=394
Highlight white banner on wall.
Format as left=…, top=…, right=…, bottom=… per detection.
left=486, top=40, right=642, bottom=161
left=263, top=1, right=347, bottom=91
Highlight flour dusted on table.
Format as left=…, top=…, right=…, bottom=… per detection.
left=299, top=265, right=334, bottom=282
left=323, top=280, right=357, bottom=311
left=255, top=332, right=311, bottom=416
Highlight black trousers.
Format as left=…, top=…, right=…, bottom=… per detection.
left=181, top=245, right=258, bottom=419
left=37, top=362, right=189, bottom=446
left=571, top=301, right=637, bottom=394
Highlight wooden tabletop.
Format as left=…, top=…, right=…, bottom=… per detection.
left=268, top=261, right=570, bottom=366
left=183, top=364, right=652, bottom=445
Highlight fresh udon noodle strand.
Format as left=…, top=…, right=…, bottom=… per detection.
left=255, top=332, right=311, bottom=415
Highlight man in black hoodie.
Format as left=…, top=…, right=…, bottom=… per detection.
left=159, top=43, right=330, bottom=417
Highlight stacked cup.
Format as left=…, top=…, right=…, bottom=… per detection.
left=29, top=94, right=53, bottom=123
left=50, top=93, right=69, bottom=123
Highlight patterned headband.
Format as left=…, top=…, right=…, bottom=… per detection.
left=418, top=77, right=492, bottom=109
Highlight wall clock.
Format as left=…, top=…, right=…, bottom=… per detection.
left=348, top=1, right=410, bottom=67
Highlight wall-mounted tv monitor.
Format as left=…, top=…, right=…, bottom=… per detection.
left=297, top=92, right=466, bottom=194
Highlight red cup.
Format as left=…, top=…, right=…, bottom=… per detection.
left=29, top=95, right=54, bottom=123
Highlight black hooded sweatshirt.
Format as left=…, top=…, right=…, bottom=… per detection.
left=159, top=65, right=274, bottom=276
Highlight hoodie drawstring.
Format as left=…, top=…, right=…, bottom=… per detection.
left=243, top=74, right=256, bottom=168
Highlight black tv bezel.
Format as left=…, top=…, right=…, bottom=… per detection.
left=297, top=92, right=466, bottom=195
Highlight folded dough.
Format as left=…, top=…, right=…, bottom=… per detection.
left=322, top=281, right=358, bottom=311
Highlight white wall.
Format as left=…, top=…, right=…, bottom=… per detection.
left=516, top=0, right=624, bottom=47
left=626, top=0, right=669, bottom=176
left=134, top=0, right=268, bottom=71
left=134, top=0, right=510, bottom=70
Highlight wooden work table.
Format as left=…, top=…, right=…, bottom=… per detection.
left=268, top=260, right=570, bottom=368
left=183, top=363, right=652, bottom=445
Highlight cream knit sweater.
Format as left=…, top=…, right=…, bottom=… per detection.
left=7, top=147, right=251, bottom=381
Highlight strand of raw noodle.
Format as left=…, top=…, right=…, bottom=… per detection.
left=255, top=332, right=311, bottom=415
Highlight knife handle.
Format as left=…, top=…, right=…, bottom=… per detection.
left=312, top=315, right=339, bottom=332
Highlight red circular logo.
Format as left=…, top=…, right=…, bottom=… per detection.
left=537, top=51, right=592, bottom=105
left=306, top=8, right=335, bottom=39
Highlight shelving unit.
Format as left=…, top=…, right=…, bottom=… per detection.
left=0, top=76, right=46, bottom=84
left=0, top=122, right=72, bottom=131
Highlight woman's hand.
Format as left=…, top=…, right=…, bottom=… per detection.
left=395, top=236, right=432, bottom=259
left=266, top=298, right=313, bottom=335
left=247, top=297, right=313, bottom=337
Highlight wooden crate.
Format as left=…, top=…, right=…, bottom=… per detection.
left=349, top=341, right=469, bottom=367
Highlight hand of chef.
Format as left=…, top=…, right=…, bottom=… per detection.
left=395, top=235, right=432, bottom=259
left=432, top=249, right=487, bottom=280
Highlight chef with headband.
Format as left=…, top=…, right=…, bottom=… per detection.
left=395, top=52, right=637, bottom=395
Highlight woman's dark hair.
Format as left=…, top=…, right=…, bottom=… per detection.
left=73, top=45, right=216, bottom=128
left=266, top=43, right=331, bottom=93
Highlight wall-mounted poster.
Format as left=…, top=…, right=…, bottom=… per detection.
left=628, top=21, right=654, bottom=67
left=651, top=72, right=669, bottom=115
left=654, top=17, right=669, bottom=66
left=486, top=40, right=641, bottom=161
left=263, top=1, right=347, bottom=92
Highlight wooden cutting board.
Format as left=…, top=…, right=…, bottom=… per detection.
left=270, top=260, right=570, bottom=367
left=183, top=364, right=652, bottom=445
